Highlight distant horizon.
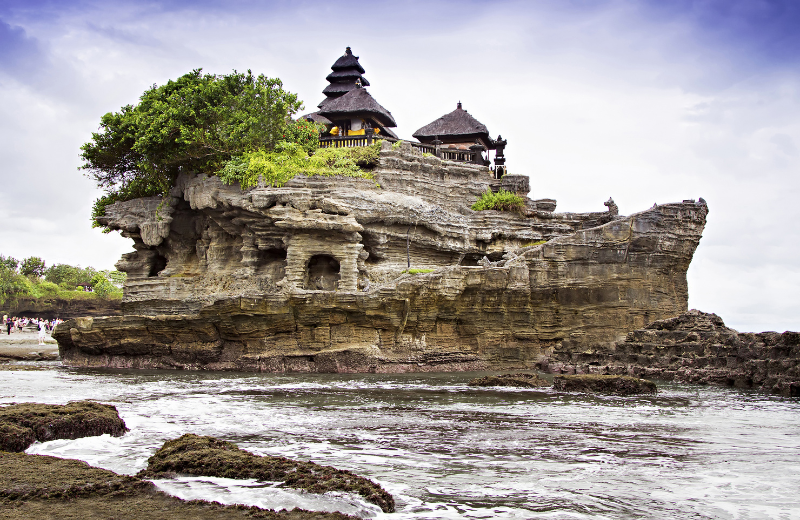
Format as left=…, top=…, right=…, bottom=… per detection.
left=2, top=0, right=799, bottom=332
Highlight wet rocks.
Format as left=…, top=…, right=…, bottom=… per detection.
left=552, top=375, right=657, bottom=395
left=138, top=434, right=395, bottom=513
left=545, top=310, right=800, bottom=396
left=468, top=373, right=549, bottom=388
left=0, top=452, right=356, bottom=520
left=0, top=401, right=128, bottom=452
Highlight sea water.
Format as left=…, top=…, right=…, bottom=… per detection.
left=1, top=366, right=798, bottom=519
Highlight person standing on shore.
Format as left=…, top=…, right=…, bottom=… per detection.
left=38, top=319, right=47, bottom=346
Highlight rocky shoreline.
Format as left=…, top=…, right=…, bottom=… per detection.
left=0, top=401, right=386, bottom=519
left=0, top=452, right=357, bottom=520
left=543, top=310, right=800, bottom=396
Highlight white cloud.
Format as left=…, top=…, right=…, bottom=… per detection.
left=0, top=0, right=798, bottom=331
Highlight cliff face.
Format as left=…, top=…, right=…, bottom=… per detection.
left=55, top=142, right=708, bottom=372
left=2, top=297, right=120, bottom=320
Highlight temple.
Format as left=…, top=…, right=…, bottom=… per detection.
left=302, top=47, right=506, bottom=176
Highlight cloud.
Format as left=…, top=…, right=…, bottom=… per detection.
left=0, top=0, right=798, bottom=332
left=0, top=19, right=46, bottom=77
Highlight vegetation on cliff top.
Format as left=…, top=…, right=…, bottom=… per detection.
left=0, top=254, right=124, bottom=305
left=138, top=434, right=395, bottom=513
left=471, top=188, right=525, bottom=213
left=218, top=141, right=380, bottom=189
left=83, top=69, right=384, bottom=228
left=81, top=69, right=304, bottom=200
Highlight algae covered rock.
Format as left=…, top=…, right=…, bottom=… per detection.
left=138, top=434, right=395, bottom=513
left=0, top=452, right=356, bottom=520
left=0, top=401, right=128, bottom=452
left=468, top=373, right=550, bottom=388
left=0, top=422, right=36, bottom=453
left=552, top=375, right=656, bottom=395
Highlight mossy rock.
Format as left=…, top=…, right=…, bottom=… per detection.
left=468, top=373, right=550, bottom=388
left=0, top=452, right=357, bottom=519
left=137, top=434, right=395, bottom=513
left=0, top=422, right=36, bottom=453
left=0, top=401, right=128, bottom=452
left=552, top=375, right=657, bottom=395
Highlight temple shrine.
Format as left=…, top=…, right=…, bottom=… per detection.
left=301, top=47, right=507, bottom=177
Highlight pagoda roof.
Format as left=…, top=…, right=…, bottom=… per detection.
left=413, top=102, right=490, bottom=140
left=325, top=70, right=370, bottom=86
left=331, top=47, right=365, bottom=74
left=322, top=82, right=361, bottom=95
left=318, top=86, right=397, bottom=128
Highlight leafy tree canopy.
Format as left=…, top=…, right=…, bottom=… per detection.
left=0, top=255, right=19, bottom=272
left=45, top=264, right=98, bottom=289
left=82, top=69, right=306, bottom=226
left=0, top=254, right=125, bottom=304
left=20, top=257, right=46, bottom=278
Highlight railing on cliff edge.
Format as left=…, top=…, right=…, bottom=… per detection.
left=319, top=135, right=505, bottom=178
left=319, top=134, right=397, bottom=149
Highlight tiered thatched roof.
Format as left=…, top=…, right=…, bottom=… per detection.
left=318, top=47, right=370, bottom=107
left=318, top=85, right=397, bottom=128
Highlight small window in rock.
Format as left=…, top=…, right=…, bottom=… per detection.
left=260, top=248, right=287, bottom=263
left=149, top=254, right=168, bottom=277
left=305, top=255, right=340, bottom=291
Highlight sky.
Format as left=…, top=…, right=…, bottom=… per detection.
left=1, top=0, right=799, bottom=332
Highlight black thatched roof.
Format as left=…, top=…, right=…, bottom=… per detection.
left=318, top=47, right=371, bottom=106
left=323, top=82, right=359, bottom=95
left=413, top=102, right=490, bottom=139
left=318, top=86, right=397, bottom=128
left=331, top=47, right=365, bottom=73
left=299, top=111, right=332, bottom=125
left=326, top=70, right=370, bottom=85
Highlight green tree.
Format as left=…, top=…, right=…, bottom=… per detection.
left=90, top=272, right=122, bottom=298
left=20, top=257, right=46, bottom=278
left=0, top=255, right=19, bottom=272
left=0, top=264, right=28, bottom=304
left=45, top=264, right=97, bottom=289
left=81, top=69, right=305, bottom=227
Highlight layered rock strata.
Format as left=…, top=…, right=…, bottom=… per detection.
left=56, top=143, right=708, bottom=373
left=543, top=310, right=800, bottom=396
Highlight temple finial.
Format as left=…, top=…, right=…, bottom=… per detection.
left=457, top=101, right=462, bottom=109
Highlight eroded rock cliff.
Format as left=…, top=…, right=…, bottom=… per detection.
left=55, top=142, right=708, bottom=372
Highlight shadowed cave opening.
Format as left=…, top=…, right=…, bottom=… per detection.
left=149, top=253, right=168, bottom=277
left=305, top=254, right=340, bottom=291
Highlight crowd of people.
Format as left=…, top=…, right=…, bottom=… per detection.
left=2, top=315, right=63, bottom=345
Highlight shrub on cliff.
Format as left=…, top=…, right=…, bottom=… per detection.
left=218, top=141, right=381, bottom=189
left=81, top=69, right=306, bottom=226
left=471, top=189, right=525, bottom=213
